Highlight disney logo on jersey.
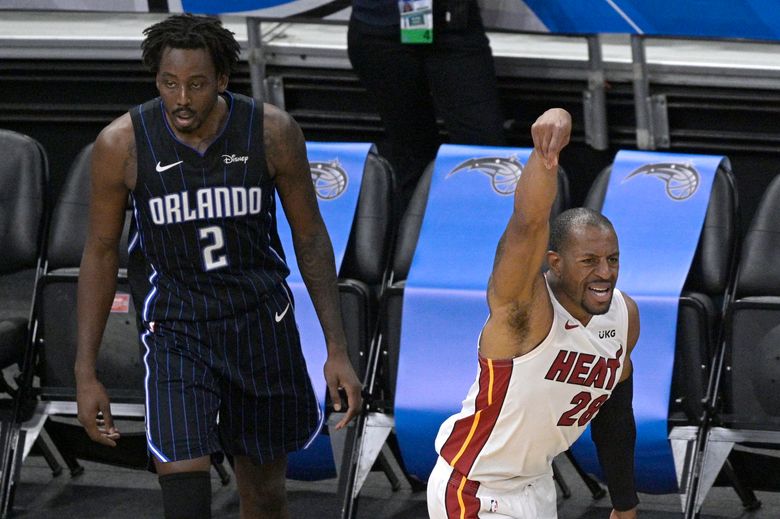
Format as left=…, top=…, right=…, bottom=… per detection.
left=447, top=156, right=523, bottom=195
left=222, top=154, right=249, bottom=164
left=309, top=159, right=348, bottom=200
left=622, top=162, right=700, bottom=201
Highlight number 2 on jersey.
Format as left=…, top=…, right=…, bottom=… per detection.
left=199, top=225, right=228, bottom=271
left=557, top=391, right=609, bottom=427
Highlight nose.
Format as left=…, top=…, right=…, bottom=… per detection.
left=176, top=85, right=191, bottom=106
left=595, top=258, right=612, bottom=279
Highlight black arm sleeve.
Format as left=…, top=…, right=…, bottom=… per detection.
left=591, top=374, right=639, bottom=511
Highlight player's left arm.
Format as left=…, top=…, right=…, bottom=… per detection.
left=265, top=103, right=362, bottom=430
left=592, top=293, right=640, bottom=518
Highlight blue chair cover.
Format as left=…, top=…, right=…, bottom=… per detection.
left=570, top=150, right=724, bottom=493
left=395, top=144, right=534, bottom=480
left=276, top=141, right=373, bottom=479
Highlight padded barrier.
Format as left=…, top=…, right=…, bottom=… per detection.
left=570, top=150, right=725, bottom=493
left=275, top=142, right=373, bottom=479
left=395, top=145, right=542, bottom=480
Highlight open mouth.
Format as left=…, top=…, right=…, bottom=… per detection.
left=173, top=110, right=195, bottom=126
left=587, top=284, right=612, bottom=303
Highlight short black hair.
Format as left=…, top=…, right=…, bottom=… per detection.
left=549, top=207, right=615, bottom=253
left=141, top=13, right=240, bottom=77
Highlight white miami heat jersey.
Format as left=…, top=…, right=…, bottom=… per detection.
left=433, top=280, right=629, bottom=490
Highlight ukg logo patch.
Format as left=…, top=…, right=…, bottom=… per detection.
left=447, top=156, right=523, bottom=195
left=309, top=159, right=348, bottom=200
left=622, top=162, right=700, bottom=201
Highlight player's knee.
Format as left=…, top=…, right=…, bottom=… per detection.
left=239, top=476, right=287, bottom=513
left=159, top=471, right=211, bottom=519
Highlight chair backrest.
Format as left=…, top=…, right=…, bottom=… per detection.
left=585, top=160, right=738, bottom=424
left=338, top=151, right=395, bottom=286
left=0, top=130, right=48, bottom=324
left=585, top=162, right=738, bottom=296
left=723, top=173, right=780, bottom=428
left=390, top=145, right=570, bottom=480
left=37, top=142, right=140, bottom=401
left=277, top=142, right=395, bottom=480
left=0, top=129, right=48, bottom=274
left=46, top=143, right=131, bottom=272
left=392, top=161, right=570, bottom=284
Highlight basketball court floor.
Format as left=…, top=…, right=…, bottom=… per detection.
left=8, top=445, right=780, bottom=518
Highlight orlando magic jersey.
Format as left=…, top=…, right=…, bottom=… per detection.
left=129, top=92, right=289, bottom=322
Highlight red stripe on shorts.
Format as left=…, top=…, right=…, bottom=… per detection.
left=444, top=468, right=481, bottom=518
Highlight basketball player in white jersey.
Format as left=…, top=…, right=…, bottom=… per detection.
left=427, top=108, right=640, bottom=519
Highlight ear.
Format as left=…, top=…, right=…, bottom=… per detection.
left=546, top=250, right=561, bottom=277
left=217, top=74, right=229, bottom=93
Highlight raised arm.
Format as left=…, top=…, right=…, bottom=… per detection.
left=264, top=104, right=362, bottom=429
left=75, top=115, right=134, bottom=447
left=489, top=109, right=571, bottom=306
left=481, top=109, right=571, bottom=358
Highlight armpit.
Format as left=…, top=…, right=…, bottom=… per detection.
left=506, top=300, right=530, bottom=343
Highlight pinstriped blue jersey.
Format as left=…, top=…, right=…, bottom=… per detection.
left=129, top=91, right=290, bottom=322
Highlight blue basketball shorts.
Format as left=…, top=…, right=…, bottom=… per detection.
left=140, top=288, right=321, bottom=464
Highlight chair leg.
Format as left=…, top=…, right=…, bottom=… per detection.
left=375, top=446, right=402, bottom=491
left=211, top=457, right=231, bottom=486
left=722, top=457, right=761, bottom=511
left=33, top=437, right=62, bottom=478
left=41, top=423, right=83, bottom=477
left=564, top=449, right=606, bottom=499
left=552, top=460, right=572, bottom=498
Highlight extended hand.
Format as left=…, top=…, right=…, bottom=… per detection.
left=530, top=108, right=572, bottom=169
left=610, top=507, right=637, bottom=519
left=76, top=378, right=120, bottom=447
left=324, top=349, right=363, bottom=429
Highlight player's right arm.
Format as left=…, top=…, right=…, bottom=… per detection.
left=75, top=114, right=134, bottom=447
left=481, top=109, right=571, bottom=358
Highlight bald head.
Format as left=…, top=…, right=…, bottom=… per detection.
left=549, top=208, right=616, bottom=254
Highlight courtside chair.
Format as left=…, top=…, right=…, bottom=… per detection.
left=692, top=173, right=780, bottom=512
left=380, top=153, right=589, bottom=505
left=0, top=129, right=50, bottom=518
left=18, top=143, right=229, bottom=484
left=584, top=161, right=755, bottom=512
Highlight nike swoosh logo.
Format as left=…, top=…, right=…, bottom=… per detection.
left=275, top=303, right=290, bottom=323
left=564, top=321, right=578, bottom=330
left=155, top=160, right=184, bottom=172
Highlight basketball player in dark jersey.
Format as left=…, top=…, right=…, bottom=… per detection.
left=75, top=14, right=362, bottom=519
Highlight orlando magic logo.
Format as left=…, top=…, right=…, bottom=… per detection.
left=448, top=156, right=523, bottom=195
left=623, top=162, right=700, bottom=201
left=309, top=159, right=348, bottom=200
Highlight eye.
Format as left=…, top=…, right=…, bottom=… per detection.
left=608, top=257, right=619, bottom=265
left=164, top=80, right=177, bottom=89
left=191, top=81, right=203, bottom=90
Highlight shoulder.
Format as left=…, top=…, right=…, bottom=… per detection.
left=95, top=113, right=135, bottom=154
left=93, top=113, right=136, bottom=187
left=262, top=103, right=306, bottom=179
left=621, top=292, right=640, bottom=353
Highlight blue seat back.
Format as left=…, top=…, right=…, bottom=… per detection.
left=394, top=144, right=568, bottom=479
left=573, top=150, right=725, bottom=493
left=275, top=142, right=374, bottom=479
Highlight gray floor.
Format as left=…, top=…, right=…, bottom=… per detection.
left=8, top=447, right=780, bottom=518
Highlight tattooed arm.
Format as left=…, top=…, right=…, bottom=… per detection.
left=265, top=104, right=362, bottom=429
left=480, top=109, right=572, bottom=359
left=76, top=113, right=135, bottom=447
